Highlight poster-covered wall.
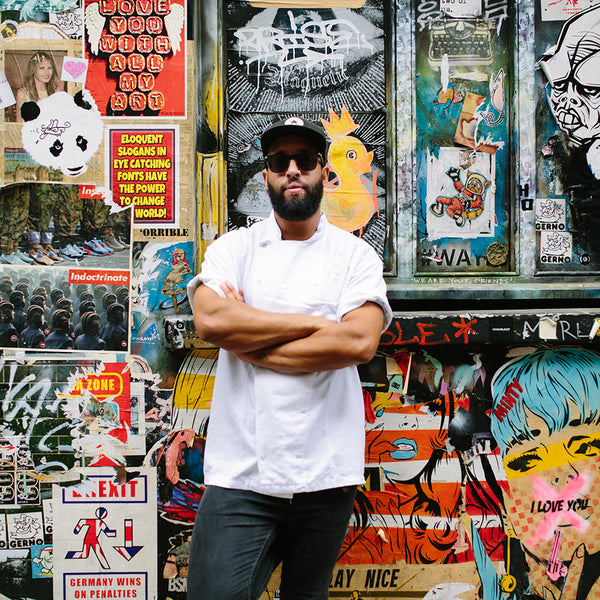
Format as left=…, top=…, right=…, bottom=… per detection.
left=0, top=1, right=600, bottom=600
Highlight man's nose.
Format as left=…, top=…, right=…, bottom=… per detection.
left=286, top=158, right=301, bottom=175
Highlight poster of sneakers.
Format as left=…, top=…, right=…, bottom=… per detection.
left=0, top=183, right=132, bottom=351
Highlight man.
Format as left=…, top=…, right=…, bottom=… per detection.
left=186, top=116, right=392, bottom=600
left=0, top=301, right=19, bottom=347
left=45, top=309, right=74, bottom=350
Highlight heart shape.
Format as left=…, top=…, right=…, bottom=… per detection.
left=64, top=61, right=86, bottom=79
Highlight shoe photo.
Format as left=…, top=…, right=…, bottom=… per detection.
left=0, top=252, right=29, bottom=265
left=43, top=244, right=63, bottom=262
left=60, top=245, right=83, bottom=261
left=29, top=245, right=55, bottom=266
left=84, top=239, right=112, bottom=256
left=95, top=239, right=114, bottom=255
left=117, top=236, right=130, bottom=249
left=104, top=232, right=125, bottom=252
left=14, top=249, right=34, bottom=264
left=68, top=243, right=86, bottom=258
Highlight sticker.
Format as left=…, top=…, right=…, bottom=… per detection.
left=108, top=126, right=179, bottom=227
left=540, top=231, right=572, bottom=265
left=535, top=198, right=567, bottom=232
left=0, top=71, right=16, bottom=110
left=486, top=241, right=508, bottom=266
left=61, top=57, right=89, bottom=84
left=50, top=9, right=84, bottom=38
left=440, top=0, right=482, bottom=18
left=31, top=544, right=53, bottom=578
left=20, top=90, right=103, bottom=178
left=541, top=0, right=596, bottom=21
left=428, top=18, right=493, bottom=67
left=454, top=92, right=498, bottom=153
left=53, top=467, right=157, bottom=600
left=426, top=147, right=496, bottom=239
left=6, top=511, right=44, bottom=549
left=0, top=20, right=19, bottom=42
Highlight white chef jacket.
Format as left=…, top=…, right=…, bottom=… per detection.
left=187, top=211, right=392, bottom=497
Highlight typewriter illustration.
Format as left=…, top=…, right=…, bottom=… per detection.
left=428, top=17, right=493, bottom=67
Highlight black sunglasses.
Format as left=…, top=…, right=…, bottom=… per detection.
left=264, top=150, right=324, bottom=173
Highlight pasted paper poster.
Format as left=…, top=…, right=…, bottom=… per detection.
left=83, top=0, right=186, bottom=117
left=53, top=467, right=157, bottom=600
left=426, top=147, right=496, bottom=240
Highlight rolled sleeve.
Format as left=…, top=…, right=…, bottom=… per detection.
left=186, top=231, right=246, bottom=311
left=337, top=244, right=392, bottom=331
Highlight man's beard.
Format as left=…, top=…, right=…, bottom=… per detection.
left=267, top=178, right=323, bottom=221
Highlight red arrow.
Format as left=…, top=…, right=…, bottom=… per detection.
left=113, top=519, right=143, bottom=560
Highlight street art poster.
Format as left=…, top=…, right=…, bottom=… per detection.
left=226, top=0, right=385, bottom=114
left=108, top=126, right=179, bottom=227
left=0, top=1, right=82, bottom=39
left=52, top=466, right=157, bottom=600
left=319, top=344, right=600, bottom=599
left=426, top=146, right=495, bottom=239
left=0, top=189, right=132, bottom=353
left=83, top=0, right=186, bottom=117
left=1, top=39, right=107, bottom=187
left=487, top=347, right=600, bottom=600
left=415, top=0, right=513, bottom=274
left=224, top=0, right=391, bottom=270
left=130, top=241, right=193, bottom=370
left=535, top=2, right=600, bottom=273
left=0, top=355, right=144, bottom=476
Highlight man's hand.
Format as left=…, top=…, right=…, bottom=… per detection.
left=220, top=282, right=244, bottom=303
left=233, top=302, right=385, bottom=373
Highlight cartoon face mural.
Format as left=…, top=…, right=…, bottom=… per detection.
left=368, top=396, right=449, bottom=483
left=320, top=106, right=378, bottom=235
left=538, top=5, right=600, bottom=176
left=491, top=347, right=600, bottom=599
left=20, top=90, right=103, bottom=177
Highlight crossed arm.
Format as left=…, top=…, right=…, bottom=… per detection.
left=193, top=282, right=385, bottom=373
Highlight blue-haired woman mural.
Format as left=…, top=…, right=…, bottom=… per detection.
left=480, top=347, right=600, bottom=600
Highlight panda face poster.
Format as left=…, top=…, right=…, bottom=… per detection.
left=83, top=0, right=186, bottom=118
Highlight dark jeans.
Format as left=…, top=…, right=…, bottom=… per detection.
left=187, top=485, right=357, bottom=600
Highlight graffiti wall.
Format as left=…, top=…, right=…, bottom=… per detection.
left=534, top=2, right=600, bottom=272
left=0, top=0, right=599, bottom=599
left=224, top=0, right=393, bottom=269
left=415, top=0, right=513, bottom=274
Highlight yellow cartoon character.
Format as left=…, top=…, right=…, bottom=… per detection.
left=321, top=107, right=378, bottom=234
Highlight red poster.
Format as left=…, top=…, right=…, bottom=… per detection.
left=109, top=127, right=178, bottom=225
left=84, top=0, right=186, bottom=117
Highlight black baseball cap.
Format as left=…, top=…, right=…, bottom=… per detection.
left=260, top=116, right=328, bottom=156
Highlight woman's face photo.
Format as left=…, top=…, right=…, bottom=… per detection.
left=33, top=58, right=54, bottom=85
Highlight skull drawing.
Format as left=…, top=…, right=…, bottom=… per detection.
left=538, top=5, right=600, bottom=151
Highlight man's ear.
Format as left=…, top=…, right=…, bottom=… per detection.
left=262, top=168, right=268, bottom=188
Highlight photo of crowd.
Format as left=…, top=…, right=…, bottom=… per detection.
left=0, top=267, right=129, bottom=351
